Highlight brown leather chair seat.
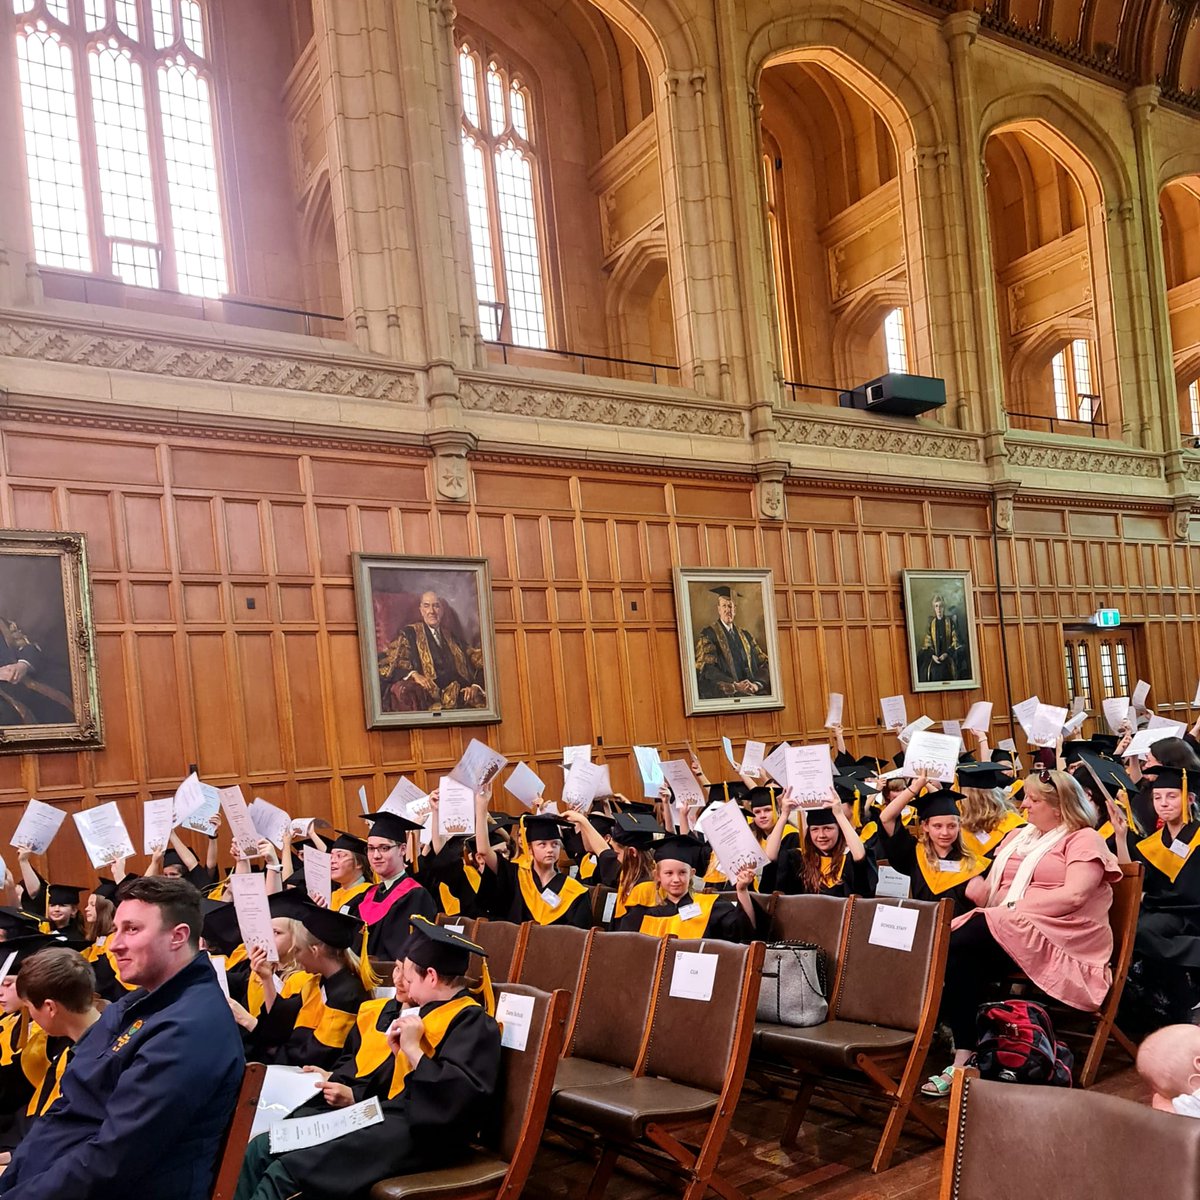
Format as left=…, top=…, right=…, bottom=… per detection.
left=553, top=1056, right=633, bottom=1093
left=757, top=1018, right=916, bottom=1068
left=370, top=1153, right=508, bottom=1199
left=553, top=1075, right=719, bottom=1141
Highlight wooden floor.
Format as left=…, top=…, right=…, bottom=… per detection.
left=523, top=1060, right=1146, bottom=1200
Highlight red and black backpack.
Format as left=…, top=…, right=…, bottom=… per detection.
left=972, top=999, right=1074, bottom=1087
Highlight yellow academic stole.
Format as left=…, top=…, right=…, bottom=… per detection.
left=331, top=881, right=370, bottom=911
left=248, top=968, right=312, bottom=1020
left=517, top=867, right=588, bottom=925
left=387, top=996, right=478, bottom=1099
left=19, top=1023, right=49, bottom=1093
left=83, top=940, right=134, bottom=992
left=859, top=820, right=879, bottom=844
left=0, top=1013, right=22, bottom=1068
left=639, top=892, right=719, bottom=938
left=351, top=998, right=395, bottom=1079
left=703, top=851, right=728, bottom=887
left=579, top=855, right=598, bottom=883
left=916, top=852, right=986, bottom=895
left=962, top=812, right=1025, bottom=859
left=294, top=974, right=357, bottom=1049
left=819, top=853, right=846, bottom=891
left=615, top=879, right=658, bottom=920
left=1137, top=825, right=1200, bottom=883
left=436, top=865, right=482, bottom=917
left=27, top=1044, right=70, bottom=1118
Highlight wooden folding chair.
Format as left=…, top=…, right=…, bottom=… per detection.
left=553, top=937, right=765, bottom=1200
left=760, top=897, right=952, bottom=1172
left=371, top=984, right=570, bottom=1200
left=436, top=914, right=480, bottom=936
left=515, top=921, right=590, bottom=998
left=940, top=1065, right=1200, bottom=1200
left=471, top=919, right=528, bottom=983
left=209, top=1061, right=266, bottom=1200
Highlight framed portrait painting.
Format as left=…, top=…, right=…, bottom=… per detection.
left=673, top=567, right=784, bottom=716
left=0, top=529, right=102, bottom=753
left=902, top=569, right=981, bottom=693
left=353, top=554, right=501, bottom=729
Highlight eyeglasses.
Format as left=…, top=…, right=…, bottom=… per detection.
left=366, top=842, right=400, bottom=854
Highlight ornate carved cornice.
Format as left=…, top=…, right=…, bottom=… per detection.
left=458, top=378, right=745, bottom=439
left=775, top=412, right=983, bottom=462
left=1007, top=439, right=1163, bottom=477
left=0, top=315, right=419, bottom=403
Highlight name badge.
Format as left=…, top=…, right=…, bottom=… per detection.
left=540, top=888, right=561, bottom=909
left=677, top=901, right=702, bottom=921
left=937, top=859, right=961, bottom=872
left=975, top=830, right=992, bottom=846
left=1170, top=839, right=1193, bottom=859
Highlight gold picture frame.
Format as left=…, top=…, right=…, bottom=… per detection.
left=902, top=569, right=981, bottom=693
left=0, top=529, right=103, bottom=754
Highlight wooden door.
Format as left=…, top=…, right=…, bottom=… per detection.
left=1063, top=627, right=1139, bottom=709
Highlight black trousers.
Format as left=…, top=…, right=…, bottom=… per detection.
left=940, top=915, right=1017, bottom=1050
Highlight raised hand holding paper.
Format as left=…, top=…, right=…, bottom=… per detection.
left=248, top=798, right=291, bottom=850
left=1132, top=679, right=1151, bottom=712
left=73, top=802, right=136, bottom=868
left=703, top=803, right=768, bottom=877
left=11, top=799, right=67, bottom=854
left=450, top=739, right=508, bottom=790
left=721, top=736, right=739, bottom=769
left=303, top=846, right=332, bottom=907
left=963, top=701, right=992, bottom=733
left=228, top=872, right=278, bottom=962
left=898, top=715, right=934, bottom=745
left=902, top=731, right=961, bottom=782
left=218, top=786, right=261, bottom=856
left=1028, top=704, right=1068, bottom=748
left=176, top=774, right=220, bottom=836
left=1012, top=696, right=1040, bottom=737
left=561, top=759, right=601, bottom=812
left=379, top=777, right=426, bottom=816
left=761, top=742, right=791, bottom=787
left=880, top=695, right=908, bottom=731
left=659, top=759, right=705, bottom=808
left=784, top=745, right=834, bottom=807
left=825, top=693, right=844, bottom=727
left=633, top=746, right=664, bottom=799
left=741, top=740, right=766, bottom=776
left=436, top=778, right=476, bottom=835
left=503, top=762, right=544, bottom=809
left=143, top=797, right=175, bottom=855
left=1102, top=696, right=1131, bottom=734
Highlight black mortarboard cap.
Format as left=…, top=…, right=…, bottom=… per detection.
left=488, top=812, right=519, bottom=832
left=914, top=788, right=965, bottom=821
left=47, top=885, right=83, bottom=907
left=707, top=781, right=750, bottom=806
left=283, top=867, right=306, bottom=891
left=201, top=899, right=242, bottom=956
left=1060, top=740, right=1096, bottom=766
left=804, top=806, right=838, bottom=827
left=709, top=586, right=732, bottom=598
left=855, top=755, right=889, bottom=773
left=328, top=831, right=368, bottom=856
left=523, top=814, right=567, bottom=843
left=163, top=849, right=185, bottom=870
left=652, top=834, right=709, bottom=871
left=405, top=914, right=485, bottom=977
left=1148, top=766, right=1194, bottom=794
left=892, top=752, right=906, bottom=769
left=268, top=890, right=311, bottom=920
left=296, top=902, right=364, bottom=951
left=93, top=878, right=120, bottom=903
left=0, top=933, right=84, bottom=975
left=990, top=749, right=1016, bottom=764
left=0, top=907, right=39, bottom=936
left=957, top=751, right=978, bottom=764
left=957, top=763, right=1013, bottom=792
left=833, top=774, right=878, bottom=805
left=1077, top=751, right=1135, bottom=797
left=745, top=786, right=777, bottom=811
left=1090, top=734, right=1120, bottom=754
left=361, top=811, right=422, bottom=841
left=588, top=814, right=615, bottom=839
left=611, top=812, right=663, bottom=848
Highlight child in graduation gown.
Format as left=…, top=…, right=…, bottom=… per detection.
left=244, top=902, right=371, bottom=1071
left=352, top=812, right=438, bottom=961
left=474, top=805, right=592, bottom=929
left=233, top=917, right=501, bottom=1200
left=766, top=792, right=877, bottom=898
left=564, top=810, right=660, bottom=922
left=1113, top=766, right=1200, bottom=1023
left=616, top=835, right=758, bottom=942
left=325, top=832, right=372, bottom=913
left=955, top=762, right=1025, bottom=861
left=878, top=776, right=987, bottom=915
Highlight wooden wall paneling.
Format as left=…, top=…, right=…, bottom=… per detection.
left=187, top=631, right=238, bottom=778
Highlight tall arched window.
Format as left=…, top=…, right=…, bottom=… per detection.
left=11, top=0, right=227, bottom=296
left=1051, top=338, right=1097, bottom=423
left=883, top=307, right=908, bottom=373
left=1188, top=379, right=1200, bottom=436
left=457, top=39, right=549, bottom=349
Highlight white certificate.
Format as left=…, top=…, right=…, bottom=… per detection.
left=302, top=846, right=332, bottom=907
left=1012, top=696, right=1040, bottom=737
left=741, top=740, right=766, bottom=776
left=218, top=786, right=261, bottom=856
left=268, top=1096, right=384, bottom=1154
left=562, top=744, right=591, bottom=767
left=633, top=746, right=664, bottom=799
left=405, top=795, right=432, bottom=827
left=227, top=872, right=278, bottom=962
left=503, top=762, right=544, bottom=809
left=963, top=701, right=993, bottom=733
left=669, top=950, right=717, bottom=1002
left=379, top=777, right=426, bottom=816
left=143, top=797, right=175, bottom=855
left=11, top=799, right=66, bottom=855
left=942, top=719, right=963, bottom=749
left=561, top=759, right=601, bottom=812
left=1028, top=704, right=1068, bottom=748
left=868, top=904, right=918, bottom=952
left=721, top=736, right=739, bottom=769
left=209, top=953, right=231, bottom=1000
left=496, top=990, right=535, bottom=1052
left=1121, top=728, right=1164, bottom=758
left=659, top=760, right=706, bottom=808
left=1069, top=695, right=1087, bottom=717
left=250, top=1064, right=322, bottom=1140
left=898, top=716, right=934, bottom=746
left=592, top=763, right=613, bottom=800
left=902, top=731, right=961, bottom=783
left=176, top=775, right=220, bottom=836
left=825, top=693, right=844, bottom=727
left=1132, top=679, right=1151, bottom=711
left=880, top=695, right=908, bottom=731
left=761, top=742, right=791, bottom=788
left=1062, top=711, right=1087, bottom=738
left=784, top=745, right=834, bottom=807
left=173, top=772, right=209, bottom=825
left=436, top=778, right=476, bottom=835
left=249, top=798, right=292, bottom=850
left=289, top=817, right=318, bottom=839
left=1147, top=716, right=1187, bottom=736
left=74, top=802, right=136, bottom=868
left=1102, top=696, right=1131, bottom=734
left=703, top=801, right=768, bottom=878
left=449, top=739, right=508, bottom=790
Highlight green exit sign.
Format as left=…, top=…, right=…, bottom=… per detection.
left=1094, top=609, right=1121, bottom=628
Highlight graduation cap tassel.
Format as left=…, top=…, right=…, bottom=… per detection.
left=1184, top=769, right=1190, bottom=826
left=853, top=789, right=862, bottom=830
left=357, top=923, right=376, bottom=991
left=769, top=785, right=777, bottom=824
left=472, top=958, right=496, bottom=1018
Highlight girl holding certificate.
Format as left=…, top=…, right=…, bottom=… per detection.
left=765, top=793, right=876, bottom=898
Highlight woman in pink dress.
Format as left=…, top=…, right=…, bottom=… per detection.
left=922, top=768, right=1120, bottom=1096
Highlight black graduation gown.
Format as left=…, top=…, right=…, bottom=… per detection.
left=266, top=993, right=501, bottom=1200
left=1133, top=822, right=1200, bottom=967
left=880, top=823, right=982, bottom=916
left=348, top=875, right=438, bottom=961
left=0, top=1014, right=37, bottom=1151
left=415, top=841, right=487, bottom=920
left=250, top=969, right=368, bottom=1071
left=616, top=892, right=758, bottom=942
left=775, top=847, right=877, bottom=898
left=488, top=856, right=593, bottom=929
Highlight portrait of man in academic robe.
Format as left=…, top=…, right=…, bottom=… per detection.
left=353, top=554, right=500, bottom=729
left=903, top=570, right=980, bottom=693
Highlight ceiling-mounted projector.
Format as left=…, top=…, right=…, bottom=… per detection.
left=838, top=372, right=946, bottom=417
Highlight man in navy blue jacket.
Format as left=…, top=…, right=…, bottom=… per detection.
left=0, top=875, right=244, bottom=1199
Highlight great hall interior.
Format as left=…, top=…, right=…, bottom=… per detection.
left=5, top=0, right=1200, bottom=1194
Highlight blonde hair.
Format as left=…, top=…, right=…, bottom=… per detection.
left=959, top=786, right=1015, bottom=834
left=1025, top=770, right=1097, bottom=832
left=916, top=817, right=983, bottom=873
left=294, top=922, right=363, bottom=976
left=272, top=916, right=305, bottom=980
